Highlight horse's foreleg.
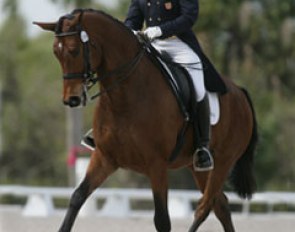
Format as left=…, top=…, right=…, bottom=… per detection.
left=58, top=178, right=89, bottom=232
left=213, top=192, right=235, bottom=232
left=149, top=164, right=171, bottom=232
left=58, top=151, right=116, bottom=232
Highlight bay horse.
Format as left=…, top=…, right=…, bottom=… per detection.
left=34, top=9, right=257, bottom=232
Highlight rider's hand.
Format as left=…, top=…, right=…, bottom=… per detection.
left=132, top=30, right=140, bottom=36
left=144, top=27, right=162, bottom=40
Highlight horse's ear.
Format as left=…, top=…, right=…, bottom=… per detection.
left=33, top=22, right=57, bottom=32
left=69, top=12, right=81, bottom=27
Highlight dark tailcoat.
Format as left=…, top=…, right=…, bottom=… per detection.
left=125, top=0, right=227, bottom=94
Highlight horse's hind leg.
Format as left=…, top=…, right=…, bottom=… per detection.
left=149, top=163, right=171, bottom=232
left=188, top=170, right=213, bottom=232
left=58, top=151, right=116, bottom=232
left=189, top=192, right=235, bottom=232
left=188, top=163, right=235, bottom=232
left=213, top=192, right=235, bottom=232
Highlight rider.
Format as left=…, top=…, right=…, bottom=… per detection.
left=124, top=0, right=227, bottom=171
left=82, top=0, right=227, bottom=172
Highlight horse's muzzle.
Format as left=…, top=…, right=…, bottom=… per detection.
left=63, top=96, right=81, bottom=107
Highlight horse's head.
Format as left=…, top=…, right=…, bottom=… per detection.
left=34, top=11, right=102, bottom=107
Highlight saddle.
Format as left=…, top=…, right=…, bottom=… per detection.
left=143, top=40, right=196, bottom=122
left=139, top=36, right=220, bottom=161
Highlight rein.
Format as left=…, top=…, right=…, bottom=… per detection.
left=90, top=48, right=145, bottom=99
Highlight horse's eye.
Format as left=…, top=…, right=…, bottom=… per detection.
left=68, top=47, right=80, bottom=57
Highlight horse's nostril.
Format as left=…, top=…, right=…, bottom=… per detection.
left=68, top=96, right=81, bottom=107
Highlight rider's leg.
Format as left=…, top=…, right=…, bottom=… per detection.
left=152, top=38, right=213, bottom=171
left=186, top=63, right=213, bottom=171
left=193, top=94, right=214, bottom=171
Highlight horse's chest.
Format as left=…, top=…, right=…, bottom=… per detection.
left=97, top=124, right=143, bottom=167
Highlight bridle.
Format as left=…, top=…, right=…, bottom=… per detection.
left=56, top=30, right=95, bottom=82
left=55, top=11, right=145, bottom=104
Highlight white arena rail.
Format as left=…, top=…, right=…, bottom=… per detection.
left=0, top=185, right=295, bottom=218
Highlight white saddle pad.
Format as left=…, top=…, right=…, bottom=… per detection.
left=208, top=92, right=220, bottom=125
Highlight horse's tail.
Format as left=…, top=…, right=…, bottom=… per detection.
left=229, top=88, right=258, bottom=199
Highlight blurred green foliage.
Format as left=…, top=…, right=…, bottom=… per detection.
left=0, top=0, right=295, bottom=191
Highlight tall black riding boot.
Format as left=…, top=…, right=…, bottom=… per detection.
left=193, top=94, right=214, bottom=171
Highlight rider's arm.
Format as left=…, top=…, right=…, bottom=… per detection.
left=124, top=0, right=144, bottom=31
left=160, top=0, right=199, bottom=38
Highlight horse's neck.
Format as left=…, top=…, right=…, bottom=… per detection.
left=102, top=32, right=139, bottom=71
left=86, top=13, right=138, bottom=69
left=88, top=13, right=170, bottom=111
left=90, top=15, right=144, bottom=98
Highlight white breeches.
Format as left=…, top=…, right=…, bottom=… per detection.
left=152, top=37, right=206, bottom=102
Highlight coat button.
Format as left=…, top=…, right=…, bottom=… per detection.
left=147, top=2, right=151, bottom=6
left=157, top=17, right=161, bottom=22
left=149, top=17, right=153, bottom=22
left=157, top=1, right=160, bottom=5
